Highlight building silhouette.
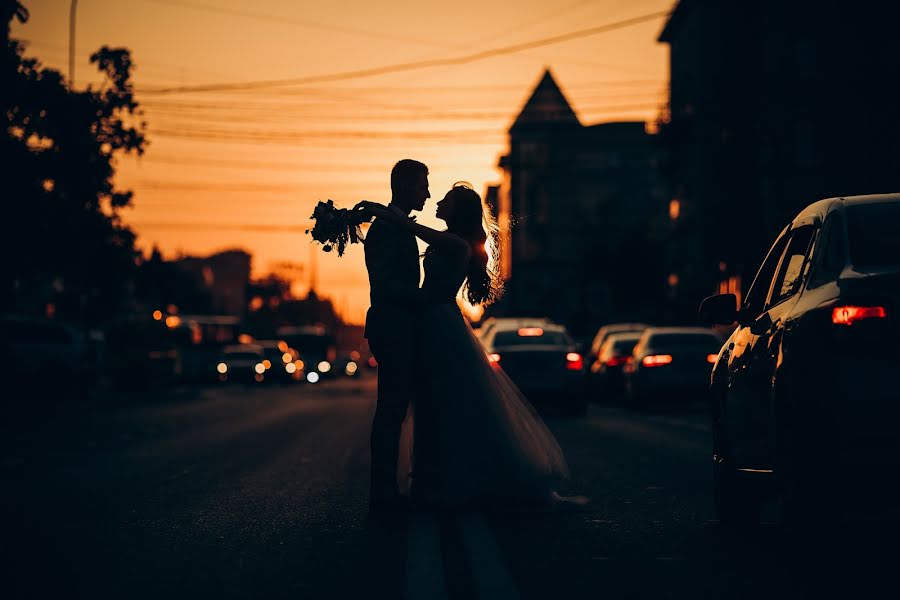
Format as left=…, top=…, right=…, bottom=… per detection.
left=492, top=70, right=664, bottom=336
left=175, top=249, right=251, bottom=317
left=658, top=0, right=900, bottom=319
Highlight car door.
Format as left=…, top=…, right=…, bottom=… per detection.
left=725, top=228, right=789, bottom=435
left=727, top=224, right=818, bottom=468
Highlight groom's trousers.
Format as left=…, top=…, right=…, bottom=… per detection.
left=367, top=313, right=416, bottom=503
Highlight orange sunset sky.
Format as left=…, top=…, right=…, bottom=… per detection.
left=13, top=0, right=671, bottom=324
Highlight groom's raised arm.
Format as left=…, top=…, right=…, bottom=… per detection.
left=364, top=220, right=423, bottom=307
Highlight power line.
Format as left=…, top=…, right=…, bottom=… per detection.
left=136, top=155, right=490, bottom=172
left=128, top=221, right=312, bottom=232
left=141, top=10, right=670, bottom=95
left=145, top=126, right=506, bottom=144
left=140, top=0, right=462, bottom=51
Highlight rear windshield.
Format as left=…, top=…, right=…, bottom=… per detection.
left=847, top=203, right=900, bottom=268
left=493, top=331, right=570, bottom=347
left=648, top=333, right=721, bottom=347
left=612, top=337, right=640, bottom=352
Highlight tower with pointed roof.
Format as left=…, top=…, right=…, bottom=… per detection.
left=490, top=70, right=664, bottom=335
left=510, top=69, right=581, bottom=131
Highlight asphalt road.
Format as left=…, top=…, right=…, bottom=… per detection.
left=2, top=377, right=898, bottom=599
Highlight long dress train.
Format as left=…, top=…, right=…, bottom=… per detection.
left=398, top=245, right=570, bottom=507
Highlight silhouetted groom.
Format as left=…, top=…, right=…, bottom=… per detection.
left=363, top=159, right=430, bottom=511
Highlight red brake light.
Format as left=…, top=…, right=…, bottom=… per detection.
left=605, top=356, right=627, bottom=367
left=518, top=327, right=543, bottom=337
left=565, top=352, right=583, bottom=371
left=832, top=305, right=887, bottom=326
left=642, top=354, right=673, bottom=367
left=489, top=353, right=501, bottom=362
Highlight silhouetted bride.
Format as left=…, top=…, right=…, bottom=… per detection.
left=358, top=183, right=570, bottom=508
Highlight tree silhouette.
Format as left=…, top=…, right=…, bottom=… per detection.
left=2, top=1, right=147, bottom=325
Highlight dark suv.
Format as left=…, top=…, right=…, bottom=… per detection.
left=700, top=194, right=900, bottom=530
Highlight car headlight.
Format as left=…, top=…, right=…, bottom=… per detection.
left=217, top=362, right=228, bottom=374
left=318, top=361, right=331, bottom=373
left=254, top=363, right=266, bottom=374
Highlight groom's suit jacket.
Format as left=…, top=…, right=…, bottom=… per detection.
left=363, top=216, right=421, bottom=354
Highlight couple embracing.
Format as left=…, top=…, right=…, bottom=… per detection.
left=357, top=159, right=572, bottom=513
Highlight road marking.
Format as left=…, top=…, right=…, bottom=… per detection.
left=458, top=514, right=521, bottom=600
left=406, top=514, right=449, bottom=600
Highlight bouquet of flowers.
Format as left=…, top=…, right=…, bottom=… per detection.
left=305, top=199, right=370, bottom=256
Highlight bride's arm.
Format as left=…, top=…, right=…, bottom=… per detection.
left=357, top=201, right=469, bottom=251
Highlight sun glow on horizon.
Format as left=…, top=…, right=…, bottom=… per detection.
left=12, top=0, right=668, bottom=324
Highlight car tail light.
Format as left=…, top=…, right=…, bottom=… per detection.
left=642, top=354, right=673, bottom=367
left=707, top=354, right=718, bottom=364
left=831, top=305, right=887, bottom=326
left=488, top=353, right=501, bottom=369
left=565, top=352, right=583, bottom=371
left=605, top=355, right=627, bottom=367
left=518, top=327, right=543, bottom=337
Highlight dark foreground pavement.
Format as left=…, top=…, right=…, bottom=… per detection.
left=2, top=379, right=898, bottom=599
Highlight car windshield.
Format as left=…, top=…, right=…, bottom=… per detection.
left=493, top=330, right=570, bottom=347
left=846, top=202, right=900, bottom=268
left=647, top=333, right=721, bottom=347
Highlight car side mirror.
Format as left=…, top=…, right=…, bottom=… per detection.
left=699, top=293, right=738, bottom=325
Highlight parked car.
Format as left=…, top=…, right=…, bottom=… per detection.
left=105, top=316, right=183, bottom=389
left=0, top=315, right=97, bottom=398
left=479, top=319, right=587, bottom=416
left=588, top=322, right=648, bottom=371
left=255, top=339, right=302, bottom=383
left=277, top=325, right=336, bottom=382
left=623, top=327, right=723, bottom=410
left=216, top=344, right=266, bottom=383
left=589, top=331, right=642, bottom=402
left=475, top=316, right=553, bottom=342
left=699, top=193, right=900, bottom=531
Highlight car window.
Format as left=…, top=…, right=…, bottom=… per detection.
left=647, top=333, right=722, bottom=347
left=768, top=226, right=816, bottom=307
left=743, top=230, right=790, bottom=316
left=807, top=211, right=846, bottom=286
left=846, top=202, right=900, bottom=268
left=612, top=337, right=640, bottom=353
left=493, top=330, right=570, bottom=347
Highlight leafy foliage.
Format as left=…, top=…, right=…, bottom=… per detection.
left=2, top=1, right=147, bottom=323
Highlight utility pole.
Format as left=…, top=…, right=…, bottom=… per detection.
left=68, top=0, right=77, bottom=87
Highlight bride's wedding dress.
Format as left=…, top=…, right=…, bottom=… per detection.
left=397, top=244, right=570, bottom=507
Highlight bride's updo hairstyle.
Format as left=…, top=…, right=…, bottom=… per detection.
left=444, top=182, right=503, bottom=306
